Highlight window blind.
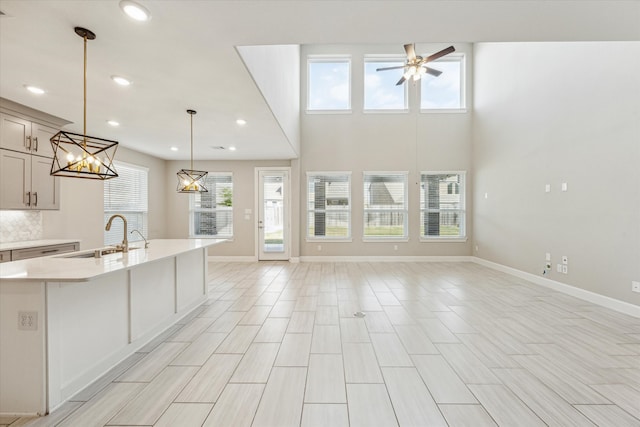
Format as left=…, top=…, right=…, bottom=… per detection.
left=420, top=172, right=465, bottom=238
left=104, top=162, right=148, bottom=246
left=190, top=173, right=233, bottom=238
left=307, top=173, right=351, bottom=239
left=363, top=172, right=408, bottom=238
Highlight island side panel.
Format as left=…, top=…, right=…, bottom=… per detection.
left=46, top=271, right=129, bottom=410
left=130, top=258, right=176, bottom=342
left=0, top=280, right=47, bottom=416
left=176, top=248, right=206, bottom=312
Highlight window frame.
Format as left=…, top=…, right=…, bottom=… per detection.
left=420, top=53, right=466, bottom=113
left=189, top=172, right=234, bottom=239
left=103, top=161, right=149, bottom=246
left=362, top=171, right=409, bottom=242
left=306, top=55, right=352, bottom=114
left=363, top=55, right=409, bottom=113
left=419, top=171, right=467, bottom=242
left=306, top=171, right=352, bottom=242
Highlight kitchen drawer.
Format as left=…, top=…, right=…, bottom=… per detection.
left=0, top=250, right=10, bottom=263
left=11, top=242, right=79, bottom=261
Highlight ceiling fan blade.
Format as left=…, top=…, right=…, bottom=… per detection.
left=425, top=45, right=455, bottom=63
left=424, top=67, right=442, bottom=77
left=404, top=43, right=416, bottom=61
left=376, top=65, right=407, bottom=71
left=395, top=75, right=407, bottom=86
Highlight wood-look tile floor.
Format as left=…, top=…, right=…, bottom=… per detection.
left=5, top=261, right=640, bottom=427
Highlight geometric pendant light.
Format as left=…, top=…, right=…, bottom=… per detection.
left=176, top=109, right=208, bottom=192
left=50, top=27, right=119, bottom=180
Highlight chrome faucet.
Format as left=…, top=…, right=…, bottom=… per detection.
left=105, top=214, right=128, bottom=253
left=130, top=229, right=149, bottom=248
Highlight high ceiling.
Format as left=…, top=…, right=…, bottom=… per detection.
left=1, top=1, right=638, bottom=160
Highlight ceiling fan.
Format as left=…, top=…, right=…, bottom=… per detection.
left=376, top=44, right=455, bottom=85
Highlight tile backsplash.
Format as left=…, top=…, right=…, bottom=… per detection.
left=0, top=211, right=43, bottom=242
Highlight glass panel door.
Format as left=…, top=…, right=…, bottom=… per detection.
left=258, top=169, right=289, bottom=260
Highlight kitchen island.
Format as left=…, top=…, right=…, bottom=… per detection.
left=0, top=239, right=224, bottom=416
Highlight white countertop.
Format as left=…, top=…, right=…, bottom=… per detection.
left=0, top=239, right=225, bottom=282
left=0, top=239, right=81, bottom=251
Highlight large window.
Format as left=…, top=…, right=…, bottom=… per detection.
left=104, top=162, right=148, bottom=246
left=363, top=172, right=408, bottom=239
left=307, top=57, right=351, bottom=111
left=420, top=54, right=465, bottom=110
left=364, top=58, right=407, bottom=111
left=307, top=172, right=351, bottom=240
left=420, top=172, right=466, bottom=239
left=190, top=173, right=233, bottom=238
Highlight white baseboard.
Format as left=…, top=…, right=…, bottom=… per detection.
left=471, top=256, right=640, bottom=318
left=299, top=255, right=473, bottom=263
left=289, top=257, right=300, bottom=263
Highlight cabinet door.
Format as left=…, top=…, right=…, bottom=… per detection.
left=0, top=149, right=31, bottom=209
left=0, top=113, right=31, bottom=153
left=31, top=122, right=58, bottom=158
left=31, top=155, right=59, bottom=210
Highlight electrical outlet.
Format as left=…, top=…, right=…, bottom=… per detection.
left=562, top=256, right=568, bottom=265
left=557, top=264, right=563, bottom=273
left=18, top=311, right=38, bottom=331
left=562, top=265, right=568, bottom=274
left=632, top=281, right=640, bottom=293
left=545, top=253, right=551, bottom=261
left=393, top=245, right=398, bottom=251
left=317, top=245, right=322, bottom=252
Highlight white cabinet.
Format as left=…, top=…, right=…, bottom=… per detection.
left=0, top=149, right=59, bottom=210
left=0, top=102, right=68, bottom=211
left=0, top=113, right=56, bottom=158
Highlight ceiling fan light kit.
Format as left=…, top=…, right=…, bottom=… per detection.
left=376, top=44, right=455, bottom=86
left=177, top=109, right=209, bottom=193
left=50, top=27, right=119, bottom=180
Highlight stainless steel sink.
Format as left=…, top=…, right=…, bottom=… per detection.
left=58, top=247, right=141, bottom=259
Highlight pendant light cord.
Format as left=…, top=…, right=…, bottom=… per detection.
left=190, top=112, right=194, bottom=170
left=83, top=34, right=87, bottom=139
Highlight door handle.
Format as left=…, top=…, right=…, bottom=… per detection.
left=33, top=137, right=38, bottom=152
left=33, top=192, right=38, bottom=207
left=26, top=136, right=32, bottom=150
left=26, top=191, right=31, bottom=206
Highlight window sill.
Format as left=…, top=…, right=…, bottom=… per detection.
left=306, top=238, right=353, bottom=243
left=420, top=237, right=467, bottom=243
left=305, top=109, right=352, bottom=115
left=191, top=236, right=234, bottom=242
left=363, top=109, right=409, bottom=114
left=363, top=238, right=409, bottom=243
left=420, top=108, right=468, bottom=114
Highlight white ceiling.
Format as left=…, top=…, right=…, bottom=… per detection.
left=1, top=1, right=638, bottom=161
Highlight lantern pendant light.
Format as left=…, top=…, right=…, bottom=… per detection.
left=50, top=27, right=119, bottom=180
left=176, top=109, right=208, bottom=193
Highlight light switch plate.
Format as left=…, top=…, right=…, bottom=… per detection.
left=545, top=253, right=551, bottom=261
left=545, top=184, right=551, bottom=193
left=561, top=182, right=568, bottom=192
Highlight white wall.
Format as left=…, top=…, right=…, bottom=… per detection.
left=472, top=42, right=640, bottom=305
left=300, top=43, right=474, bottom=257
left=237, top=45, right=301, bottom=157
left=43, top=146, right=167, bottom=249
left=164, top=159, right=291, bottom=257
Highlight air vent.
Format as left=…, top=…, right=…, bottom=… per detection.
left=210, top=146, right=225, bottom=150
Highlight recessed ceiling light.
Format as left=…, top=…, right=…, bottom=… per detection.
left=119, top=0, right=151, bottom=21
left=111, top=75, right=131, bottom=86
left=107, top=120, right=120, bottom=127
left=236, top=119, right=247, bottom=126
left=228, top=146, right=237, bottom=151
left=25, top=85, right=45, bottom=95
left=170, top=146, right=178, bottom=151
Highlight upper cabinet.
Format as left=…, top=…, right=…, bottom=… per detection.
left=0, top=98, right=71, bottom=211
left=0, top=113, right=57, bottom=158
